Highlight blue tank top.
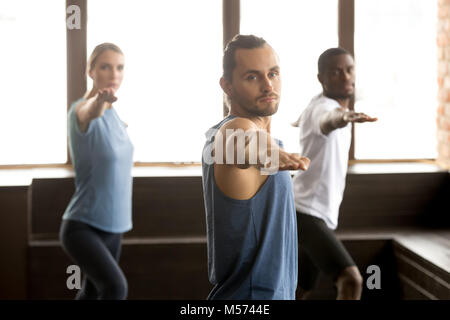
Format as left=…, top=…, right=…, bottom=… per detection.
left=201, top=116, right=298, bottom=300
left=63, top=99, right=134, bottom=233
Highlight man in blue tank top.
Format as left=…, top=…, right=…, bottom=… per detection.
left=201, top=34, right=310, bottom=300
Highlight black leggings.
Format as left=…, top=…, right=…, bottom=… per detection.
left=297, top=212, right=356, bottom=291
left=59, top=219, right=128, bottom=300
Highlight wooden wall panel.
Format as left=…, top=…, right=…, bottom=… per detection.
left=4, top=170, right=448, bottom=299
left=29, top=176, right=206, bottom=239
left=129, top=177, right=206, bottom=238
left=28, top=240, right=211, bottom=300
left=29, top=171, right=449, bottom=238
left=0, top=186, right=28, bottom=299
left=338, top=172, right=449, bottom=230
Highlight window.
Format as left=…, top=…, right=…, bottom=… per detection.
left=240, top=0, right=339, bottom=153
left=0, top=1, right=67, bottom=165
left=354, top=0, right=438, bottom=159
left=0, top=1, right=439, bottom=166
left=87, top=0, right=223, bottom=163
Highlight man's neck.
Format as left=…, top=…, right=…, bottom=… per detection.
left=336, top=98, right=350, bottom=109
left=323, top=93, right=351, bottom=109
left=229, top=108, right=272, bottom=132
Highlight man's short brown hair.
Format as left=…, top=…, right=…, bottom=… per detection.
left=222, top=34, right=267, bottom=82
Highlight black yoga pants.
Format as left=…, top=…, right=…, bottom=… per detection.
left=59, top=219, right=127, bottom=300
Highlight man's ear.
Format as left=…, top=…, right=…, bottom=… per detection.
left=317, top=73, right=327, bottom=91
left=317, top=73, right=323, bottom=85
left=220, top=77, right=233, bottom=98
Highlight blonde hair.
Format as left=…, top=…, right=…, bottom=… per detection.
left=86, top=42, right=123, bottom=77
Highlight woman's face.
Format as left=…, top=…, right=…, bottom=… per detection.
left=90, top=50, right=124, bottom=91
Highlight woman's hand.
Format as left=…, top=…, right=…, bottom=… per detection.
left=76, top=87, right=117, bottom=133
left=96, top=87, right=117, bottom=105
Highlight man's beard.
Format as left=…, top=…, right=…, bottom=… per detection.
left=233, top=92, right=280, bottom=117
left=242, top=101, right=279, bottom=117
left=326, top=91, right=354, bottom=101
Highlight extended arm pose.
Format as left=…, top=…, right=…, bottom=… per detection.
left=59, top=43, right=133, bottom=300
left=201, top=35, right=309, bottom=300
left=292, top=48, right=377, bottom=300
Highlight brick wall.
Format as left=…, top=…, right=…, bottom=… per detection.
left=438, top=0, right=450, bottom=169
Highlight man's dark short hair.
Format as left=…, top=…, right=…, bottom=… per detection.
left=223, top=34, right=267, bottom=82
left=318, top=48, right=352, bottom=75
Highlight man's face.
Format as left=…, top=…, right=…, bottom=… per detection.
left=319, top=54, right=355, bottom=100
left=223, top=45, right=281, bottom=117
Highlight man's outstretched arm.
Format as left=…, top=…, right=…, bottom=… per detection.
left=320, top=108, right=378, bottom=135
left=215, top=117, right=310, bottom=172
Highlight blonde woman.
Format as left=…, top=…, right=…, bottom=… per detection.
left=59, top=43, right=133, bottom=300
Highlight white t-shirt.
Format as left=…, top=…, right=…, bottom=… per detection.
left=292, top=93, right=351, bottom=230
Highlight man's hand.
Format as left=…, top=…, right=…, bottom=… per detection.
left=321, top=108, right=378, bottom=135
left=279, top=152, right=310, bottom=171
left=343, top=111, right=377, bottom=123
left=262, top=150, right=310, bottom=173
left=217, top=117, right=310, bottom=174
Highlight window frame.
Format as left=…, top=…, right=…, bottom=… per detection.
left=0, top=0, right=437, bottom=168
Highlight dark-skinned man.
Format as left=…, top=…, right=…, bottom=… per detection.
left=292, top=48, right=377, bottom=300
